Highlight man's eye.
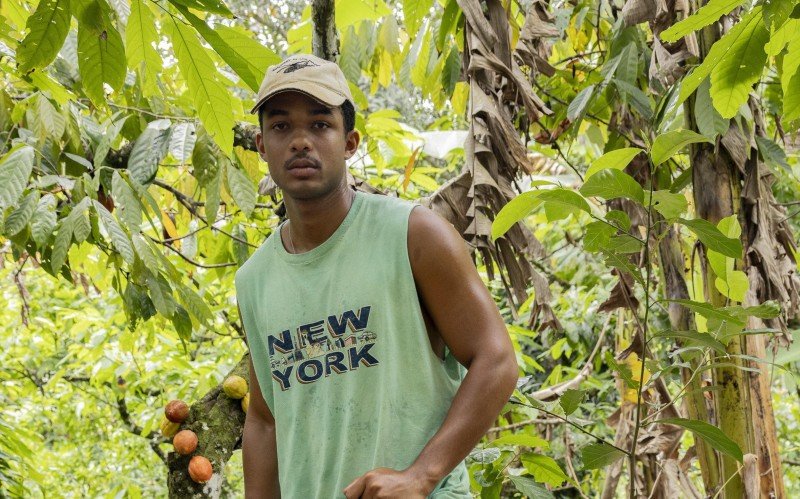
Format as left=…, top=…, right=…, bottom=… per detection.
left=271, top=123, right=287, bottom=131
left=312, top=122, right=330, bottom=129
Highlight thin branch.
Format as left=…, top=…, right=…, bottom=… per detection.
left=147, top=234, right=237, bottom=268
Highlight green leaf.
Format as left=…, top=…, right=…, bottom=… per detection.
left=714, top=271, right=749, bottom=302
left=437, top=0, right=460, bottom=51
left=77, top=1, right=126, bottom=106
left=584, top=221, right=616, bottom=252
left=666, top=299, right=744, bottom=324
left=709, top=6, right=769, bottom=118
left=765, top=18, right=799, bottom=56
left=146, top=272, right=177, bottom=318
left=694, top=79, right=729, bottom=138
left=226, top=164, right=256, bottom=217
left=739, top=302, right=781, bottom=319
left=605, top=351, right=637, bottom=389
left=522, top=454, right=570, bottom=487
left=131, top=233, right=160, bottom=271
left=580, top=169, right=644, bottom=203
left=650, top=129, right=711, bottom=165
left=31, top=194, right=57, bottom=247
left=509, top=476, right=555, bottom=499
left=93, top=200, right=135, bottom=265
left=404, top=0, right=434, bottom=36
left=171, top=305, right=192, bottom=342
left=50, top=216, right=75, bottom=272
left=441, top=46, right=461, bottom=96
left=490, top=434, right=549, bottom=448
left=581, top=443, right=626, bottom=469
left=205, top=167, right=222, bottom=225
left=491, top=191, right=544, bottom=241
left=0, top=145, right=34, bottom=210
left=647, top=190, right=688, bottom=219
left=126, top=0, right=162, bottom=96
left=559, top=389, right=585, bottom=415
left=4, top=190, right=39, bottom=237
left=32, top=94, right=66, bottom=140
left=755, top=136, right=790, bottom=171
left=128, top=120, right=172, bottom=185
left=177, top=284, right=214, bottom=326
left=614, top=80, right=652, bottom=119
left=539, top=189, right=591, bottom=222
left=112, top=171, right=142, bottom=232
left=606, top=210, right=631, bottom=232
left=168, top=18, right=234, bottom=155
left=567, top=85, right=595, bottom=122
left=652, top=330, right=727, bottom=355
left=660, top=0, right=745, bottom=43
left=784, top=71, right=800, bottom=121
left=176, top=6, right=277, bottom=92
left=764, top=0, right=795, bottom=29
left=678, top=10, right=764, bottom=104
left=678, top=218, right=743, bottom=258
left=94, top=114, right=128, bottom=169
left=169, top=123, right=196, bottom=163
left=16, top=0, right=71, bottom=72
left=585, top=147, right=643, bottom=178
left=659, top=418, right=743, bottom=462
left=167, top=0, right=233, bottom=16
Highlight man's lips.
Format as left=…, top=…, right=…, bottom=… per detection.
left=286, top=157, right=320, bottom=170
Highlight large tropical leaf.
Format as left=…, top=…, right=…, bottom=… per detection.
left=168, top=18, right=234, bottom=155
left=660, top=418, right=744, bottom=462
left=175, top=6, right=278, bottom=93
left=660, top=0, right=745, bottom=43
left=126, top=0, right=161, bottom=96
left=127, top=120, right=172, bottom=185
left=77, top=1, right=126, bottom=106
left=709, top=7, right=769, bottom=118
left=650, top=129, right=711, bottom=165
left=16, top=0, right=71, bottom=72
left=0, top=145, right=34, bottom=210
left=678, top=9, right=764, bottom=104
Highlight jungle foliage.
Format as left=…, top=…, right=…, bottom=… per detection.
left=1, top=0, right=800, bottom=497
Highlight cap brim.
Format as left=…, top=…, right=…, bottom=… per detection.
left=250, top=83, right=348, bottom=114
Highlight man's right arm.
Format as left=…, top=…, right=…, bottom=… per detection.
left=243, top=357, right=280, bottom=498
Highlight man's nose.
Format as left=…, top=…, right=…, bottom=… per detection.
left=289, top=130, right=312, bottom=152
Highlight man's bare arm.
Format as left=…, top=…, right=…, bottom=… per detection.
left=344, top=207, right=518, bottom=498
left=243, top=357, right=281, bottom=498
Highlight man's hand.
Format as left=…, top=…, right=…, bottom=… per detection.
left=343, top=467, right=432, bottom=499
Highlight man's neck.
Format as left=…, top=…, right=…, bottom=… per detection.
left=282, top=186, right=355, bottom=253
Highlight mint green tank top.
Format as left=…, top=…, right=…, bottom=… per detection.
left=235, top=191, right=470, bottom=498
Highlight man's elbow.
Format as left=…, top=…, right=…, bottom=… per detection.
left=496, top=346, right=519, bottom=398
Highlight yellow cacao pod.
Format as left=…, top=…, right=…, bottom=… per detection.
left=160, top=416, right=180, bottom=438
left=222, top=375, right=248, bottom=399
left=241, top=392, right=250, bottom=413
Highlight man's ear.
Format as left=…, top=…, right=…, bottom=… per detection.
left=256, top=131, right=267, bottom=161
left=344, top=130, right=360, bottom=160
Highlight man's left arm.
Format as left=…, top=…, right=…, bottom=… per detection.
left=344, top=207, right=519, bottom=498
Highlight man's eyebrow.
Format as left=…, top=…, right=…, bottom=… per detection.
left=310, top=107, right=333, bottom=116
left=265, top=108, right=288, bottom=118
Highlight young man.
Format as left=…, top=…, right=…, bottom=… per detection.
left=235, top=54, right=518, bottom=498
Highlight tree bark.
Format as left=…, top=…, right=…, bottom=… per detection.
left=167, top=355, right=249, bottom=498
left=311, top=0, right=338, bottom=61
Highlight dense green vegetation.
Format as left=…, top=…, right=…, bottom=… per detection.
left=1, top=0, right=799, bottom=497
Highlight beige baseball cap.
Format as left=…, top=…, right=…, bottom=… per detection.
left=250, top=54, right=354, bottom=114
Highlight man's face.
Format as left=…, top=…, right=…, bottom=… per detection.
left=255, top=91, right=359, bottom=201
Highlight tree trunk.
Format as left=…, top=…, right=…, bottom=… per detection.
left=311, top=0, right=338, bottom=61
left=167, top=355, right=249, bottom=498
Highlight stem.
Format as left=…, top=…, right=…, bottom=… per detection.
left=629, top=169, right=656, bottom=498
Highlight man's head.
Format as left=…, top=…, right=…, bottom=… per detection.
left=252, top=54, right=356, bottom=134
left=252, top=54, right=360, bottom=200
